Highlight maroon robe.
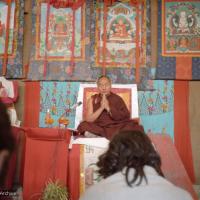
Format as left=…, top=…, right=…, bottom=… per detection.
left=77, top=92, right=144, bottom=139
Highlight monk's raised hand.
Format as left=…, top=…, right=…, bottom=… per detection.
left=102, top=94, right=110, bottom=112
left=101, top=94, right=107, bottom=109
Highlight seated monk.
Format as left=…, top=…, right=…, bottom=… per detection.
left=77, top=75, right=144, bottom=139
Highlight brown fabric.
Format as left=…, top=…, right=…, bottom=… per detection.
left=151, top=0, right=158, bottom=67
left=189, top=82, right=200, bottom=184
left=77, top=92, right=144, bottom=139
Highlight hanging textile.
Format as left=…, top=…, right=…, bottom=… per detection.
left=174, top=81, right=195, bottom=182
left=28, top=0, right=96, bottom=81
left=43, top=0, right=84, bottom=77
left=0, top=0, right=24, bottom=78
left=39, top=81, right=80, bottom=129
left=28, top=0, right=151, bottom=87
left=95, top=0, right=151, bottom=86
left=24, top=81, right=40, bottom=127
left=2, top=0, right=11, bottom=75
left=102, top=0, right=141, bottom=81
left=43, top=0, right=51, bottom=77
left=155, top=0, right=200, bottom=80
left=49, top=0, right=84, bottom=9
left=139, top=80, right=174, bottom=139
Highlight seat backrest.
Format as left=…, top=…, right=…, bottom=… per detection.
left=74, top=83, right=139, bottom=129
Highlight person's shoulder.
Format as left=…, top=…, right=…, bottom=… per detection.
left=110, top=92, right=120, bottom=98
left=87, top=93, right=97, bottom=101
left=157, top=177, right=193, bottom=200
left=90, top=93, right=100, bottom=99
left=110, top=92, right=124, bottom=101
left=172, top=185, right=193, bottom=200
left=79, top=181, right=105, bottom=200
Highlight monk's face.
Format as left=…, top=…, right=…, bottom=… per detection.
left=97, top=77, right=111, bottom=95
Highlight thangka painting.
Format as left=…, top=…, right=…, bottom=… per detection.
left=162, top=1, right=200, bottom=56
left=94, top=0, right=152, bottom=85
left=40, top=81, right=80, bottom=128
left=28, top=0, right=98, bottom=81
left=0, top=0, right=24, bottom=78
left=156, top=0, right=200, bottom=80
left=96, top=2, right=144, bottom=67
left=35, top=2, right=85, bottom=61
left=138, top=80, right=174, bottom=139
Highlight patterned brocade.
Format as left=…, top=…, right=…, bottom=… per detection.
left=0, top=0, right=24, bottom=78
left=156, top=0, right=200, bottom=80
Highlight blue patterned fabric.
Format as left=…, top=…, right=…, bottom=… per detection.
left=155, top=0, right=176, bottom=80
left=40, top=80, right=174, bottom=139
left=0, top=0, right=24, bottom=78
left=40, top=81, right=80, bottom=128
left=139, top=80, right=174, bottom=139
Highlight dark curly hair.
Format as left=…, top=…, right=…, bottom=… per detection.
left=97, top=130, right=164, bottom=187
left=0, top=100, right=15, bottom=187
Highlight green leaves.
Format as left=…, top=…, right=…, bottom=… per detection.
left=41, top=179, right=68, bottom=200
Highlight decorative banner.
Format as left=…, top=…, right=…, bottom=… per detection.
left=139, top=80, right=174, bottom=138
left=36, top=2, right=85, bottom=61
left=162, top=1, right=200, bottom=56
left=0, top=3, right=15, bottom=55
left=96, top=2, right=146, bottom=68
left=28, top=0, right=97, bottom=81
left=156, top=0, right=200, bottom=80
left=0, top=0, right=24, bottom=78
left=94, top=0, right=152, bottom=85
left=40, top=81, right=80, bottom=128
left=28, top=0, right=152, bottom=88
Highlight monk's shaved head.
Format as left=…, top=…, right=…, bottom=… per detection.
left=97, top=75, right=111, bottom=84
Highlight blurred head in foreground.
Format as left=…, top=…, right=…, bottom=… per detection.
left=0, top=101, right=15, bottom=187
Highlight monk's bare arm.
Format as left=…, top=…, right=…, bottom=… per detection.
left=84, top=97, right=104, bottom=122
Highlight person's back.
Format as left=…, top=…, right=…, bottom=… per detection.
left=81, top=166, right=192, bottom=200
left=79, top=130, right=192, bottom=200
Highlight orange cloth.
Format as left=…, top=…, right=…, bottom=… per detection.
left=174, top=81, right=195, bottom=182
left=23, top=128, right=70, bottom=200
left=68, top=144, right=81, bottom=200
left=24, top=82, right=40, bottom=127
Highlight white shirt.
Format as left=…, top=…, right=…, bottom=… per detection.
left=79, top=166, right=193, bottom=200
